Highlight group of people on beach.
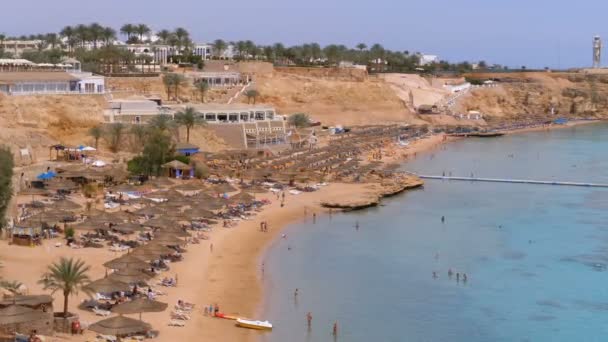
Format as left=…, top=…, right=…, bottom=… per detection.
left=203, top=303, right=220, bottom=316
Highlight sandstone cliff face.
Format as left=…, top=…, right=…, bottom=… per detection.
left=457, top=72, right=608, bottom=125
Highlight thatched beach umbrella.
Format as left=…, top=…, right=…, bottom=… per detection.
left=112, top=222, right=143, bottom=234
left=133, top=206, right=163, bottom=217
left=228, top=192, right=255, bottom=204
left=111, top=298, right=167, bottom=320
left=128, top=249, right=161, bottom=261
left=88, top=315, right=151, bottom=337
left=19, top=187, right=50, bottom=197
left=181, top=208, right=215, bottom=219
left=152, top=234, right=184, bottom=246
left=0, top=305, right=47, bottom=325
left=71, top=220, right=109, bottom=231
left=88, top=210, right=129, bottom=224
left=147, top=177, right=174, bottom=188
left=172, top=183, right=205, bottom=192
left=45, top=179, right=79, bottom=191
left=85, top=277, right=131, bottom=293
left=139, top=243, right=175, bottom=255
left=142, top=217, right=178, bottom=229
left=104, top=254, right=150, bottom=270
left=111, top=184, right=140, bottom=193
left=52, top=199, right=81, bottom=211
left=209, top=183, right=237, bottom=194
left=162, top=229, right=191, bottom=238
left=107, top=268, right=153, bottom=284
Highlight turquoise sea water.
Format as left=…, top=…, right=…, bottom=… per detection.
left=261, top=123, right=608, bottom=342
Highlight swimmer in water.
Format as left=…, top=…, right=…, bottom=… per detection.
left=448, top=269, right=453, bottom=278
left=433, top=271, right=438, bottom=279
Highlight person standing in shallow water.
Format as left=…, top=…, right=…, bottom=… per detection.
left=441, top=216, right=445, bottom=223
left=332, top=321, right=339, bottom=337
left=306, top=312, right=312, bottom=328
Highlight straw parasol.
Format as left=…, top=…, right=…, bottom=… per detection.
left=227, top=192, right=255, bottom=204
left=88, top=315, right=151, bottom=337
left=241, top=184, right=268, bottom=194
left=161, top=160, right=191, bottom=170
left=133, top=206, right=163, bottom=217
left=111, top=298, right=168, bottom=320
left=107, top=268, right=153, bottom=284
left=181, top=208, right=215, bottom=219
left=112, top=222, right=143, bottom=234
left=142, top=217, right=178, bottom=229
left=18, top=187, right=50, bottom=196
left=139, top=243, right=175, bottom=254
left=44, top=179, right=79, bottom=191
left=172, top=183, right=205, bottom=192
left=52, top=199, right=82, bottom=211
left=104, top=254, right=150, bottom=270
left=162, top=229, right=191, bottom=238
left=152, top=234, right=184, bottom=246
left=209, top=183, right=237, bottom=193
left=88, top=210, right=129, bottom=224
left=111, top=184, right=140, bottom=193
left=71, top=220, right=109, bottom=231
left=85, top=277, right=132, bottom=293
left=128, top=249, right=161, bottom=261
left=147, top=177, right=174, bottom=188
left=0, top=305, right=47, bottom=325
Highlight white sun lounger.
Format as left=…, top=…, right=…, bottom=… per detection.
left=168, top=320, right=186, bottom=327
left=93, top=306, right=111, bottom=316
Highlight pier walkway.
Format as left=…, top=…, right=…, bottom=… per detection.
left=414, top=175, right=608, bottom=188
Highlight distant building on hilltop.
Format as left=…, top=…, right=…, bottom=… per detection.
left=418, top=54, right=439, bottom=66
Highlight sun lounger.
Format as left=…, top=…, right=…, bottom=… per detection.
left=110, top=244, right=130, bottom=252
left=168, top=320, right=186, bottom=327
left=170, top=311, right=191, bottom=320
left=93, top=306, right=111, bottom=316
left=96, top=334, right=117, bottom=342
left=95, top=293, right=112, bottom=301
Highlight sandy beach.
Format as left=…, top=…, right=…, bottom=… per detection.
left=1, top=121, right=602, bottom=341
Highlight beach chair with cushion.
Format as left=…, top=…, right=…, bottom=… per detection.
left=95, top=293, right=112, bottom=301
left=96, top=334, right=117, bottom=342
left=170, top=311, right=191, bottom=320
left=93, top=306, right=111, bottom=316
left=168, top=320, right=186, bottom=327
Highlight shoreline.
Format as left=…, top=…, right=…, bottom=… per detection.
left=236, top=119, right=608, bottom=341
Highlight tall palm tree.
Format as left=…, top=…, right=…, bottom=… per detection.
left=135, top=24, right=151, bottom=43
left=156, top=29, right=171, bottom=44
left=236, top=41, right=247, bottom=59
left=88, top=126, right=102, bottom=149
left=74, top=24, right=90, bottom=48
left=174, top=27, right=189, bottom=48
left=0, top=280, right=24, bottom=296
left=45, top=33, right=61, bottom=50
left=38, top=257, right=92, bottom=318
left=60, top=26, right=75, bottom=52
left=88, top=22, right=104, bottom=49
left=175, top=106, right=204, bottom=142
left=213, top=39, right=227, bottom=59
left=120, top=24, right=135, bottom=40
left=148, top=114, right=174, bottom=132
left=273, top=43, right=285, bottom=60
left=195, top=80, right=209, bottom=103
left=101, top=27, right=116, bottom=46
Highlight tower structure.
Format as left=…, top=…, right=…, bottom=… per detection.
left=593, top=35, right=602, bottom=68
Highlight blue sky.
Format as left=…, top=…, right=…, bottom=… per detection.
left=3, top=0, right=608, bottom=68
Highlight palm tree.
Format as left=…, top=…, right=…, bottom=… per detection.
left=135, top=24, right=151, bottom=43
left=74, top=24, right=90, bottom=48
left=0, top=280, right=23, bottom=296
left=213, top=39, right=227, bottom=59
left=245, top=89, right=260, bottom=104
left=195, top=81, right=209, bottom=103
left=120, top=24, right=135, bottom=40
left=101, top=27, right=116, bottom=46
left=156, top=29, right=171, bottom=44
left=130, top=124, right=148, bottom=150
left=236, top=41, right=247, bottom=59
left=356, top=43, right=367, bottom=52
left=88, top=22, right=104, bottom=49
left=175, top=106, right=204, bottom=142
left=38, top=257, right=92, bottom=318
left=148, top=114, right=174, bottom=132
left=44, top=33, right=61, bottom=50
left=60, top=26, right=74, bottom=53
left=88, top=126, right=102, bottom=149
left=174, top=27, right=190, bottom=50
left=273, top=43, right=285, bottom=60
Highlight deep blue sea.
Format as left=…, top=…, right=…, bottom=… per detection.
left=261, top=123, right=608, bottom=342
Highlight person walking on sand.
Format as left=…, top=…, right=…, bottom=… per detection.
left=260, top=222, right=264, bottom=232
left=210, top=243, right=213, bottom=253
left=313, top=213, right=316, bottom=223
left=306, top=312, right=313, bottom=328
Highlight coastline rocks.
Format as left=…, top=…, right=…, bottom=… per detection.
left=321, top=175, right=423, bottom=211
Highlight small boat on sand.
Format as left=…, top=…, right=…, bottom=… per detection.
left=236, top=318, right=273, bottom=330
